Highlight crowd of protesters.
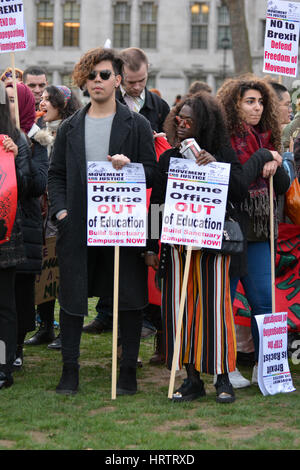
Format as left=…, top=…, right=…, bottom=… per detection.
left=0, top=46, right=299, bottom=403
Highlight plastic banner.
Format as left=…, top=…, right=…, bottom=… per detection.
left=0, top=134, right=17, bottom=245
left=256, top=312, right=296, bottom=395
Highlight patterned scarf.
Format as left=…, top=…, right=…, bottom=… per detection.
left=231, top=123, right=275, bottom=238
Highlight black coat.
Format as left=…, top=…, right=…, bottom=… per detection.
left=230, top=148, right=290, bottom=277
left=17, top=136, right=49, bottom=274
left=48, top=100, right=157, bottom=316
left=116, top=87, right=170, bottom=133
left=0, top=133, right=32, bottom=269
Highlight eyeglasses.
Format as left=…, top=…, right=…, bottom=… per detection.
left=175, top=115, right=194, bottom=129
left=87, top=70, right=114, bottom=81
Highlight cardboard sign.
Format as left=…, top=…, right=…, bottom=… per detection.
left=161, top=158, right=230, bottom=248
left=0, top=0, right=27, bottom=54
left=263, top=0, right=300, bottom=77
left=87, top=161, right=147, bottom=247
left=256, top=312, right=296, bottom=396
left=35, top=237, right=59, bottom=305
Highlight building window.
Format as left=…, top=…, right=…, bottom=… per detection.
left=190, top=2, right=209, bottom=49
left=61, top=73, right=73, bottom=88
left=217, top=5, right=232, bottom=50
left=140, top=2, right=157, bottom=49
left=113, top=2, right=131, bottom=48
left=63, top=1, right=80, bottom=47
left=36, top=1, right=54, bottom=46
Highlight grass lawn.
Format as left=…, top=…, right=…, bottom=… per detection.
left=0, top=298, right=300, bottom=451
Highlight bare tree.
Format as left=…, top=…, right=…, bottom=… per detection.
left=223, top=0, right=253, bottom=75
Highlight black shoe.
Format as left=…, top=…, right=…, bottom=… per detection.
left=56, top=364, right=79, bottom=395
left=117, top=366, right=137, bottom=395
left=82, top=319, right=107, bottom=334
left=13, top=345, right=23, bottom=370
left=47, top=334, right=61, bottom=350
left=0, top=371, right=13, bottom=390
left=141, top=325, right=157, bottom=339
left=172, top=378, right=206, bottom=402
left=24, top=324, right=55, bottom=346
left=215, top=373, right=235, bottom=403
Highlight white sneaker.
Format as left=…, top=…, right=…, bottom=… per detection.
left=228, top=368, right=250, bottom=389
left=251, top=364, right=258, bottom=384
left=213, top=368, right=250, bottom=389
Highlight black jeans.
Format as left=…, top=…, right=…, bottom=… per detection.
left=37, top=299, right=56, bottom=327
left=60, top=309, right=83, bottom=365
left=119, top=309, right=143, bottom=368
left=0, top=267, right=17, bottom=377
left=60, top=307, right=143, bottom=369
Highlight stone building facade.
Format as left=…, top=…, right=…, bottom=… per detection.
left=1, top=0, right=298, bottom=105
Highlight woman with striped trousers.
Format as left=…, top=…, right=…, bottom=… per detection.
left=146, top=91, right=280, bottom=403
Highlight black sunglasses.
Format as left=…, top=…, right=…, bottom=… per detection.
left=87, top=69, right=114, bottom=81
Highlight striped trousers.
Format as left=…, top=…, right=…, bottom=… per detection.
left=162, top=247, right=236, bottom=375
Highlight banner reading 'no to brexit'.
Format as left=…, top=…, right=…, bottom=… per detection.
left=263, top=0, right=300, bottom=77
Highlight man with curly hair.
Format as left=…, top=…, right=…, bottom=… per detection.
left=83, top=48, right=170, bottom=361
left=48, top=47, right=157, bottom=396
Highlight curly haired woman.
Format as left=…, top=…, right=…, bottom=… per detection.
left=217, top=75, right=290, bottom=383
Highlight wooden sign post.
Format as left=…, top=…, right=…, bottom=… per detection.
left=111, top=246, right=120, bottom=400
left=168, top=246, right=192, bottom=399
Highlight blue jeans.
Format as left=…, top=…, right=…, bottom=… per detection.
left=231, top=241, right=272, bottom=362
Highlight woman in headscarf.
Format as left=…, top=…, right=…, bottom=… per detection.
left=6, top=82, right=49, bottom=369
left=24, top=85, right=81, bottom=351
left=0, top=82, right=31, bottom=388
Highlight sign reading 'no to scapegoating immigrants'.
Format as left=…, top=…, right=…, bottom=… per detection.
left=0, top=0, right=27, bottom=53
left=161, top=158, right=230, bottom=249
left=87, top=161, right=147, bottom=247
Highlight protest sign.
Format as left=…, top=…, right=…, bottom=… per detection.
left=263, top=0, right=300, bottom=77
left=0, top=136, right=17, bottom=245
left=87, top=161, right=147, bottom=247
left=35, top=237, right=59, bottom=305
left=255, top=312, right=296, bottom=396
left=165, top=157, right=230, bottom=399
left=86, top=161, right=146, bottom=399
left=161, top=158, right=230, bottom=249
left=0, top=0, right=27, bottom=53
